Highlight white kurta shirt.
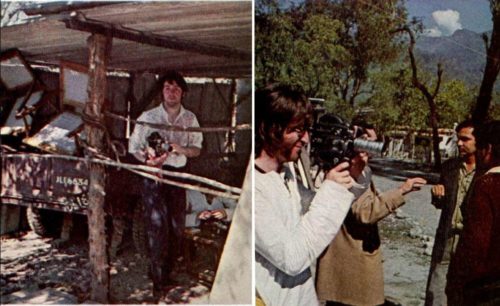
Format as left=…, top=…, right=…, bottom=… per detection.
left=128, top=104, right=203, bottom=168
left=255, top=164, right=354, bottom=306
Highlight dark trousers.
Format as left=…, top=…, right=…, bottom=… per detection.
left=142, top=165, right=186, bottom=290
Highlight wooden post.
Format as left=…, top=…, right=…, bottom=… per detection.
left=226, top=79, right=238, bottom=153
left=85, top=33, right=111, bottom=303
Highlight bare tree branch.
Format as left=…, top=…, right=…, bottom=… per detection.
left=400, top=25, right=443, bottom=169
left=432, top=63, right=443, bottom=99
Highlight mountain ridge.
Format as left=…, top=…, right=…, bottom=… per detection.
left=414, top=28, right=490, bottom=86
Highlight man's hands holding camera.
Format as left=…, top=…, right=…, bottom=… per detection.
left=324, top=150, right=369, bottom=190
left=324, top=152, right=369, bottom=190
left=145, top=148, right=168, bottom=168
left=325, top=162, right=353, bottom=189
left=144, top=132, right=184, bottom=167
left=143, top=133, right=183, bottom=168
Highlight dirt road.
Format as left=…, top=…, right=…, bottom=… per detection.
left=372, top=160, right=441, bottom=306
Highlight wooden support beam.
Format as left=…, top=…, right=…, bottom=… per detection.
left=23, top=2, right=124, bottom=16
left=84, top=33, right=111, bottom=303
left=226, top=79, right=238, bottom=153
left=63, top=13, right=251, bottom=61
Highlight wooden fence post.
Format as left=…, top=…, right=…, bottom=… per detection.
left=85, top=33, right=112, bottom=303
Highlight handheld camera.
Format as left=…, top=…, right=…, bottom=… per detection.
left=310, top=113, right=386, bottom=171
left=146, top=132, right=173, bottom=156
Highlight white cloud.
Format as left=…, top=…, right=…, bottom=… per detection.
left=424, top=28, right=443, bottom=37
left=431, top=9, right=463, bottom=35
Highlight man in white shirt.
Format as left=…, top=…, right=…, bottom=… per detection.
left=128, top=71, right=202, bottom=299
left=254, top=84, right=355, bottom=306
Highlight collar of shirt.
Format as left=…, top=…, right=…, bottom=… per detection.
left=460, top=162, right=475, bottom=176
left=160, top=104, right=187, bottom=125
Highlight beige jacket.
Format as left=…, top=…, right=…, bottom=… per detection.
left=316, top=183, right=405, bottom=306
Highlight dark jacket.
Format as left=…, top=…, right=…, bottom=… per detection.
left=424, top=158, right=463, bottom=306
left=446, top=170, right=500, bottom=305
left=425, top=157, right=479, bottom=306
left=428, top=158, right=463, bottom=266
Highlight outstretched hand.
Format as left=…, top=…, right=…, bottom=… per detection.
left=399, top=177, right=427, bottom=195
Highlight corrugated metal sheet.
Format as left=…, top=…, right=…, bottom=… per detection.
left=0, top=1, right=252, bottom=78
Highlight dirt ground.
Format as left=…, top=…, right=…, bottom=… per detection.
left=0, top=226, right=215, bottom=304
left=1, top=159, right=441, bottom=305
left=380, top=213, right=433, bottom=305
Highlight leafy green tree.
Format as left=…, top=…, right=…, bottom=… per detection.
left=363, top=65, right=426, bottom=135
left=291, top=15, right=347, bottom=98
left=255, top=11, right=347, bottom=97
left=363, top=64, right=476, bottom=135
left=255, top=11, right=296, bottom=88
left=303, top=0, right=408, bottom=106
left=256, top=0, right=408, bottom=108
left=435, top=79, right=475, bottom=126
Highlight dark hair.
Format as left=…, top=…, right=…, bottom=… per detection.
left=455, top=119, right=475, bottom=133
left=158, top=70, right=188, bottom=93
left=255, top=84, right=313, bottom=157
left=473, top=120, right=500, bottom=160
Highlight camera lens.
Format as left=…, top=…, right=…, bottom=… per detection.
left=353, top=138, right=385, bottom=156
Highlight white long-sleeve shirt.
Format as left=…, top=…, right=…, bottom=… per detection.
left=255, top=164, right=354, bottom=306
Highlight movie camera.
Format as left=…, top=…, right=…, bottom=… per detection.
left=147, top=131, right=173, bottom=156
left=310, top=113, right=386, bottom=171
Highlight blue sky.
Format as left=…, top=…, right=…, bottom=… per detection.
left=405, top=0, right=492, bottom=36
